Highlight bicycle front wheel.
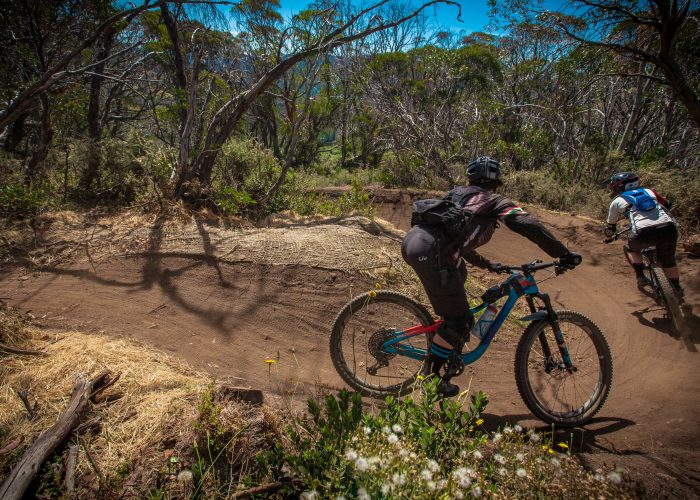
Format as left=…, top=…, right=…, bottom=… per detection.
left=515, top=311, right=612, bottom=427
left=330, top=290, right=433, bottom=398
left=650, top=266, right=684, bottom=335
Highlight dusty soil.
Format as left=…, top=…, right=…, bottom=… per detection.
left=1, top=192, right=699, bottom=498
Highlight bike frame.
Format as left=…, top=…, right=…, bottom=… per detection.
left=381, top=266, right=574, bottom=369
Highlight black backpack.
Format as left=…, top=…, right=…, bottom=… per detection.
left=410, top=198, right=472, bottom=253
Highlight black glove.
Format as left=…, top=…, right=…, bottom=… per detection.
left=487, top=261, right=504, bottom=273
left=603, top=223, right=616, bottom=238
left=559, top=251, right=582, bottom=269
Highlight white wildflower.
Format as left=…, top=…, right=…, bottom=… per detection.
left=498, top=467, right=507, bottom=476
left=363, top=426, right=372, bottom=435
left=427, top=459, right=440, bottom=472
left=503, top=426, right=513, bottom=434
left=607, top=471, right=622, bottom=484
left=472, top=485, right=482, bottom=497
left=399, top=448, right=409, bottom=458
left=473, top=450, right=483, bottom=460
left=529, top=431, right=541, bottom=443
left=392, top=424, right=403, bottom=433
left=421, top=469, right=433, bottom=481
left=382, top=426, right=391, bottom=435
left=409, top=452, right=417, bottom=459
left=595, top=473, right=605, bottom=482
left=387, top=433, right=399, bottom=444
left=516, top=453, right=525, bottom=462
left=459, top=476, right=472, bottom=488
left=437, top=479, right=447, bottom=489
left=427, top=481, right=437, bottom=491
left=392, top=473, right=406, bottom=486
left=368, top=456, right=382, bottom=466
left=336, top=496, right=347, bottom=500
left=516, top=468, right=527, bottom=478
left=357, top=488, right=370, bottom=500
left=177, top=470, right=193, bottom=482
left=381, top=483, right=391, bottom=495
left=514, top=424, right=523, bottom=433
left=493, top=432, right=502, bottom=443
left=454, top=491, right=464, bottom=499
left=494, top=453, right=506, bottom=464
left=300, top=491, right=318, bottom=499
left=355, top=457, right=369, bottom=472
left=345, top=449, right=358, bottom=461
left=551, top=458, right=561, bottom=468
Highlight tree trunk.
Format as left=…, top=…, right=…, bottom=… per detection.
left=24, top=94, right=53, bottom=186
left=1, top=112, right=29, bottom=155
left=81, top=28, right=116, bottom=191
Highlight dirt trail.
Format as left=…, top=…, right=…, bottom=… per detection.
left=1, top=194, right=699, bottom=497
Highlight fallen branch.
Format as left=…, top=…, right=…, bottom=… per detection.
left=232, top=481, right=289, bottom=498
left=14, top=390, right=38, bottom=421
left=64, top=445, right=78, bottom=494
left=0, top=343, right=46, bottom=356
left=0, top=371, right=118, bottom=500
left=0, top=437, right=23, bottom=456
left=81, top=440, right=105, bottom=491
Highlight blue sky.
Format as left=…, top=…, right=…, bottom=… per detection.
left=278, top=0, right=493, bottom=34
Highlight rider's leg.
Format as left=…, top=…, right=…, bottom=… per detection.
left=624, top=245, right=650, bottom=287
left=655, top=225, right=684, bottom=300
left=401, top=227, right=472, bottom=396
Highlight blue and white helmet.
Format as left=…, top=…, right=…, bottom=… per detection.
left=608, top=172, right=640, bottom=193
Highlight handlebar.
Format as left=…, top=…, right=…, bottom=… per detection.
left=495, top=260, right=564, bottom=275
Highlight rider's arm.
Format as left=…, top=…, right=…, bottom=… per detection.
left=500, top=211, right=569, bottom=258
left=606, top=197, right=626, bottom=225
left=463, top=249, right=493, bottom=269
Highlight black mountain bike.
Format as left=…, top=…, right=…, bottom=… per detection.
left=605, top=228, right=684, bottom=335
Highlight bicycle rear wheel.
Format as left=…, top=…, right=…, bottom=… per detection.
left=330, top=290, right=433, bottom=398
left=515, top=311, right=612, bottom=427
left=650, top=266, right=684, bottom=335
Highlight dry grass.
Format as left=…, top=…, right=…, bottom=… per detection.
left=0, top=309, right=284, bottom=496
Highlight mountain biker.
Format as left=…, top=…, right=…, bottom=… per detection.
left=603, top=172, right=684, bottom=300
left=401, top=156, right=582, bottom=397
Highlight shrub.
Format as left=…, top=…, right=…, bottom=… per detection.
left=259, top=379, right=637, bottom=498
left=0, top=183, right=54, bottom=216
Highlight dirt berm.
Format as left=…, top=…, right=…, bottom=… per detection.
left=1, top=191, right=699, bottom=498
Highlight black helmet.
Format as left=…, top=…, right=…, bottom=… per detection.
left=467, top=156, right=502, bottom=185
left=607, top=172, right=640, bottom=194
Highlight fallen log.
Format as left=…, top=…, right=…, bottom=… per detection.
left=0, top=372, right=116, bottom=500
left=0, top=342, right=46, bottom=356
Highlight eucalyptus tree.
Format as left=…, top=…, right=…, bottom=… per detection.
left=362, top=42, right=501, bottom=186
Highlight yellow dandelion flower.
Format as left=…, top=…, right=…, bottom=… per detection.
left=417, top=374, right=425, bottom=381
left=265, top=358, right=277, bottom=364
left=476, top=418, right=484, bottom=426
left=375, top=283, right=382, bottom=289
left=368, top=290, right=377, bottom=298
left=557, top=442, right=569, bottom=449
left=548, top=448, right=555, bottom=454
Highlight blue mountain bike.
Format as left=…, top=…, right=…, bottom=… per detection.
left=330, top=259, right=613, bottom=427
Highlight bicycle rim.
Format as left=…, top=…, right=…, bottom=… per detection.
left=515, top=311, right=612, bottom=427
left=651, top=266, right=684, bottom=334
left=330, top=290, right=433, bottom=398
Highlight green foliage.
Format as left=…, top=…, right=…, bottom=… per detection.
left=0, top=183, right=53, bottom=216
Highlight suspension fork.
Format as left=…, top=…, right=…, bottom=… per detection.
left=533, top=293, right=575, bottom=372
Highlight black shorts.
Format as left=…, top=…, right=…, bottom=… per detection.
left=401, top=225, right=473, bottom=343
left=627, top=223, right=678, bottom=268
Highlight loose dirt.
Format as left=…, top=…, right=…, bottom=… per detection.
left=1, top=192, right=698, bottom=497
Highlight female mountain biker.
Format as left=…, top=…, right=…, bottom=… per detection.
left=401, top=156, right=582, bottom=397
left=603, top=172, right=684, bottom=300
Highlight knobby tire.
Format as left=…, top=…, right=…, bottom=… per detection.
left=514, top=311, right=613, bottom=427
left=330, top=290, right=433, bottom=398
left=650, top=266, right=684, bottom=335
